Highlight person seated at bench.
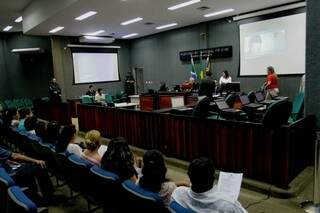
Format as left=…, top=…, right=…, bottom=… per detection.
left=18, top=108, right=33, bottom=131
left=101, top=137, right=137, bottom=182
left=55, top=125, right=81, bottom=155
left=43, top=121, right=61, bottom=147
left=171, top=157, right=247, bottom=213
left=95, top=88, right=105, bottom=103
left=139, top=150, right=189, bottom=207
left=81, top=130, right=103, bottom=165
left=0, top=146, right=54, bottom=204
left=3, top=108, right=19, bottom=128
left=24, top=116, right=38, bottom=134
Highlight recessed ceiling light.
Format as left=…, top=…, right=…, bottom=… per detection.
left=85, top=30, right=105, bottom=36
left=3, top=26, right=13, bottom=32
left=49, top=26, right=64, bottom=33
left=14, top=16, right=23, bottom=23
left=122, top=33, right=138, bottom=38
left=168, top=0, right=201, bottom=11
left=204, top=9, right=235, bottom=17
left=156, top=23, right=178, bottom=30
left=83, top=36, right=105, bottom=40
left=121, top=17, right=143, bottom=26
left=75, top=11, right=97, bottom=21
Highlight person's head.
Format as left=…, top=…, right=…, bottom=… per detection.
left=35, top=121, right=46, bottom=138
left=84, top=130, right=101, bottom=151
left=45, top=121, right=61, bottom=143
left=56, top=125, right=76, bottom=153
left=140, top=150, right=167, bottom=192
left=101, top=137, right=135, bottom=178
left=52, top=78, right=57, bottom=83
left=89, top=85, right=94, bottom=90
left=18, top=109, right=27, bottom=120
left=267, top=66, right=275, bottom=75
left=24, top=116, right=38, bottom=132
left=223, top=70, right=229, bottom=78
left=205, top=71, right=212, bottom=77
left=188, top=157, right=215, bottom=193
left=97, top=88, right=103, bottom=95
left=189, top=77, right=195, bottom=84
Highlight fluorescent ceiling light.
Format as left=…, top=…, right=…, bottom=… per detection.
left=75, top=11, right=97, bottom=21
left=85, top=30, right=105, bottom=36
left=168, top=0, right=201, bottom=10
left=3, top=26, right=13, bottom=32
left=49, top=26, right=64, bottom=33
left=204, top=9, right=235, bottom=17
left=121, top=17, right=143, bottom=25
left=122, top=33, right=138, bottom=38
left=83, top=36, right=105, bottom=40
left=14, top=16, right=23, bottom=23
left=156, top=23, right=178, bottom=30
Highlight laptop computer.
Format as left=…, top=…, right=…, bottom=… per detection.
left=255, top=91, right=276, bottom=105
left=239, top=95, right=262, bottom=109
left=215, top=100, right=241, bottom=113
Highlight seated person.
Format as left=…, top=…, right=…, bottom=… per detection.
left=0, top=146, right=54, bottom=204
left=139, top=150, right=189, bottom=207
left=35, top=121, right=47, bottom=139
left=81, top=130, right=102, bottom=165
left=199, top=71, right=215, bottom=97
left=192, top=97, right=212, bottom=117
left=219, top=70, right=232, bottom=85
left=171, top=157, right=247, bottom=213
left=95, top=88, right=105, bottom=103
left=18, top=108, right=33, bottom=131
left=43, top=121, right=61, bottom=147
left=86, top=85, right=96, bottom=96
left=100, top=137, right=137, bottom=182
left=24, top=116, right=38, bottom=134
left=55, top=125, right=81, bottom=156
left=4, top=108, right=19, bottom=128
left=180, top=77, right=195, bottom=92
left=159, top=82, right=168, bottom=92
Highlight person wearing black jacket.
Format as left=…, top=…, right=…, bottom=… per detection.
left=198, top=71, right=215, bottom=97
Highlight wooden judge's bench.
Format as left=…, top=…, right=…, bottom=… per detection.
left=139, top=92, right=198, bottom=111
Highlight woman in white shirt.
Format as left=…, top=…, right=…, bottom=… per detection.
left=219, top=70, right=232, bottom=85
left=95, top=88, right=105, bottom=103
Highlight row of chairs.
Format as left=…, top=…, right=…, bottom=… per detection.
left=0, top=167, right=48, bottom=213
left=1, top=126, right=193, bottom=213
left=0, top=98, right=34, bottom=111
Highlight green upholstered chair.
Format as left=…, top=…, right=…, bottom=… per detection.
left=262, top=100, right=292, bottom=127
left=23, top=98, right=34, bottom=109
left=289, top=92, right=304, bottom=123
left=4, top=100, right=16, bottom=109
left=105, top=94, right=114, bottom=104
left=82, top=96, right=94, bottom=104
left=247, top=91, right=256, bottom=103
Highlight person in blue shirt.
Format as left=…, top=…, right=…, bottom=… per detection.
left=18, top=108, right=33, bottom=131
left=0, top=146, right=54, bottom=204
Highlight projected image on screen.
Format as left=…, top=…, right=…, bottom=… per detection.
left=240, top=13, right=306, bottom=76
left=72, top=52, right=119, bottom=84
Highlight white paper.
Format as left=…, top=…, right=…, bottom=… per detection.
left=217, top=172, right=243, bottom=202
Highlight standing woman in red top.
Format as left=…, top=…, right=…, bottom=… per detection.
left=264, top=66, right=279, bottom=100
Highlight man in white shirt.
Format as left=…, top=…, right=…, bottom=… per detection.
left=171, top=157, right=247, bottom=213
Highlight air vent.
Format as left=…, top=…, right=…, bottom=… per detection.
left=197, top=6, right=210, bottom=11
left=144, top=22, right=155, bottom=25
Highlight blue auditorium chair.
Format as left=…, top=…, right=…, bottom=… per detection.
left=121, top=180, right=169, bottom=213
left=87, top=165, right=121, bottom=212
left=169, top=201, right=195, bottom=213
left=7, top=186, right=48, bottom=213
left=0, top=167, right=15, bottom=213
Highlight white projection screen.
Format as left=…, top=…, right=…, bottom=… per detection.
left=72, top=52, right=120, bottom=84
left=239, top=13, right=306, bottom=76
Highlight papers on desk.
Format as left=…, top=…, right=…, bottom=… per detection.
left=217, top=172, right=243, bottom=202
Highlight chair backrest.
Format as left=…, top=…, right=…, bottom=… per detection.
left=82, top=96, right=93, bottom=104
left=4, top=100, right=16, bottom=110
left=225, top=93, right=237, bottom=107
left=192, top=97, right=211, bottom=117
left=7, top=186, right=37, bottom=213
left=247, top=91, right=256, bottom=103
left=291, top=92, right=304, bottom=121
left=87, top=165, right=121, bottom=209
left=67, top=154, right=93, bottom=193
left=262, top=100, right=292, bottom=127
left=52, top=151, right=71, bottom=181
left=121, top=180, right=167, bottom=213
left=105, top=94, right=114, bottom=104
left=0, top=168, right=15, bottom=213
left=169, top=201, right=195, bottom=213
